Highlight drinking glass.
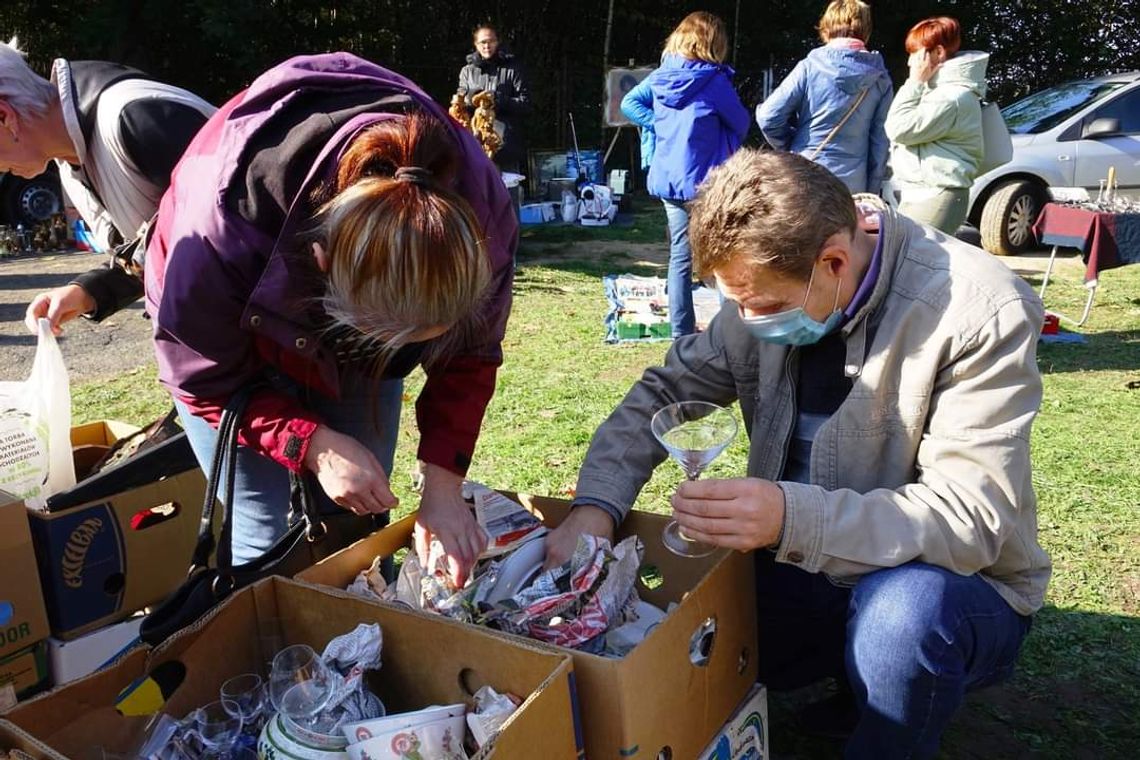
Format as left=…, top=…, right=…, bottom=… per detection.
left=221, top=673, right=267, bottom=734
left=650, top=401, right=738, bottom=558
left=192, top=699, right=244, bottom=755
left=267, top=644, right=335, bottom=721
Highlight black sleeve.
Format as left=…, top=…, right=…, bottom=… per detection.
left=119, top=99, right=210, bottom=188
left=70, top=265, right=145, bottom=322
left=499, top=64, right=531, bottom=116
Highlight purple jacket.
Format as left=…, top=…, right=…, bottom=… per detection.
left=145, top=53, right=516, bottom=475
left=644, top=54, right=750, bottom=201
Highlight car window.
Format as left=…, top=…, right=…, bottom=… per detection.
left=1086, top=87, right=1140, bottom=134
left=1002, top=81, right=1125, bottom=134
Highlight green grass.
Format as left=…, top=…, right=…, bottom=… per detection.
left=70, top=217, right=1140, bottom=758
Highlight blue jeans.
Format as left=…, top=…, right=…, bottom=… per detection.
left=662, top=199, right=695, bottom=337
left=175, top=373, right=402, bottom=564
left=754, top=552, right=1032, bottom=759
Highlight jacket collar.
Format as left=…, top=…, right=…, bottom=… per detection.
left=837, top=194, right=912, bottom=378
left=51, top=59, right=151, bottom=164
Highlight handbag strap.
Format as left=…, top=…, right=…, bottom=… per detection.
left=809, top=87, right=869, bottom=161
left=188, top=385, right=258, bottom=574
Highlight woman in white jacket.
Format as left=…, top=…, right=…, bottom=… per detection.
left=885, top=17, right=986, bottom=234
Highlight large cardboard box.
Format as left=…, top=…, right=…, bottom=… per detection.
left=4, top=577, right=583, bottom=759
left=0, top=501, right=49, bottom=660
left=299, top=494, right=759, bottom=760
left=27, top=423, right=206, bottom=640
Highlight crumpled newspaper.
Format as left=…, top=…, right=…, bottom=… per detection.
left=317, top=623, right=386, bottom=726
left=380, top=533, right=644, bottom=651
left=483, top=534, right=643, bottom=649
left=466, top=685, right=522, bottom=748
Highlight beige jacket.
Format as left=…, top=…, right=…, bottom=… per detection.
left=574, top=197, right=1051, bottom=615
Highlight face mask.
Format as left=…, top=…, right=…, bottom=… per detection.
left=739, top=264, right=843, bottom=346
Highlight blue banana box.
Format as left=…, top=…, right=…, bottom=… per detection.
left=27, top=422, right=205, bottom=640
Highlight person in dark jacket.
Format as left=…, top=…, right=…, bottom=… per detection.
left=457, top=24, right=530, bottom=172
left=146, top=53, right=516, bottom=584
left=755, top=0, right=893, bottom=194
left=621, top=12, right=749, bottom=338
left=0, top=38, right=215, bottom=334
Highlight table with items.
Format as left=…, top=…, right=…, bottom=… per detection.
left=1031, top=202, right=1140, bottom=326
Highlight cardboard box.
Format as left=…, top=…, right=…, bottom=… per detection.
left=0, top=501, right=49, bottom=660
left=0, top=641, right=50, bottom=706
left=47, top=614, right=143, bottom=687
left=26, top=421, right=206, bottom=640
left=299, top=494, right=759, bottom=760
left=5, top=577, right=582, bottom=759
left=698, top=684, right=769, bottom=760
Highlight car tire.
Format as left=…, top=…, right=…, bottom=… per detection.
left=979, top=180, right=1047, bottom=256
left=2, top=173, right=63, bottom=227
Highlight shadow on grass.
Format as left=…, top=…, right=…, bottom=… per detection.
left=767, top=605, right=1139, bottom=759
left=1038, top=330, right=1140, bottom=374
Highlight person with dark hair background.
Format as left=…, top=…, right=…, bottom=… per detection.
left=458, top=23, right=530, bottom=173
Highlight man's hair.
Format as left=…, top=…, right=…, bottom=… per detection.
left=473, top=23, right=497, bottom=39
left=663, top=12, right=729, bottom=64
left=0, top=37, right=55, bottom=117
left=689, top=149, right=857, bottom=280
left=904, top=17, right=961, bottom=56
left=817, top=0, right=873, bottom=44
left=320, top=112, right=490, bottom=372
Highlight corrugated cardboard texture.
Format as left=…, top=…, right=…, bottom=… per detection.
left=0, top=720, right=65, bottom=760
left=0, top=500, right=49, bottom=659
left=6, top=577, right=581, bottom=759
left=300, top=493, right=759, bottom=759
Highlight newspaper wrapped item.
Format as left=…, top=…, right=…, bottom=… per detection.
left=469, top=483, right=547, bottom=558
left=482, top=535, right=643, bottom=650
left=348, top=555, right=388, bottom=601
left=466, top=685, right=522, bottom=748
left=319, top=623, right=386, bottom=726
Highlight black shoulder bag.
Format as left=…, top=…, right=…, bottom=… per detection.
left=139, top=387, right=375, bottom=646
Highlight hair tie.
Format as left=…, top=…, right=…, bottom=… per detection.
left=394, top=166, right=433, bottom=185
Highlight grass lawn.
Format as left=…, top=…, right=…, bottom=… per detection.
left=71, top=199, right=1139, bottom=758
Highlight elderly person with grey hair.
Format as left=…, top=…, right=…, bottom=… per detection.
left=0, top=38, right=214, bottom=334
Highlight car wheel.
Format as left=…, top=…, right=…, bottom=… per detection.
left=3, top=174, right=63, bottom=227
left=979, top=180, right=1047, bottom=256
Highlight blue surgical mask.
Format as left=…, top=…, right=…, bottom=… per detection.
left=739, top=265, right=843, bottom=346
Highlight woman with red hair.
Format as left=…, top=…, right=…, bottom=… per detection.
left=885, top=17, right=988, bottom=234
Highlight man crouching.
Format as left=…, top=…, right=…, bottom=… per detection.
left=545, top=149, right=1051, bottom=758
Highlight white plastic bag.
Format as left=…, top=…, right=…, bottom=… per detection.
left=0, top=318, right=75, bottom=508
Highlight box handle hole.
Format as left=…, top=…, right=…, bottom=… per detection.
left=737, top=646, right=750, bottom=675
left=458, top=667, right=488, bottom=697
left=656, top=747, right=673, bottom=760
left=130, top=501, right=180, bottom=531
left=689, top=616, right=717, bottom=667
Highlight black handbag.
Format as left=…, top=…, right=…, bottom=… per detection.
left=139, top=387, right=376, bottom=646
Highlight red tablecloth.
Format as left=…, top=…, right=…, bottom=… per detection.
left=1032, top=203, right=1140, bottom=282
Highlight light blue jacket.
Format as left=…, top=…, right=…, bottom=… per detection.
left=756, top=45, right=893, bottom=194
left=620, top=78, right=656, bottom=169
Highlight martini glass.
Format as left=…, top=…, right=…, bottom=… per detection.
left=651, top=401, right=738, bottom=558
